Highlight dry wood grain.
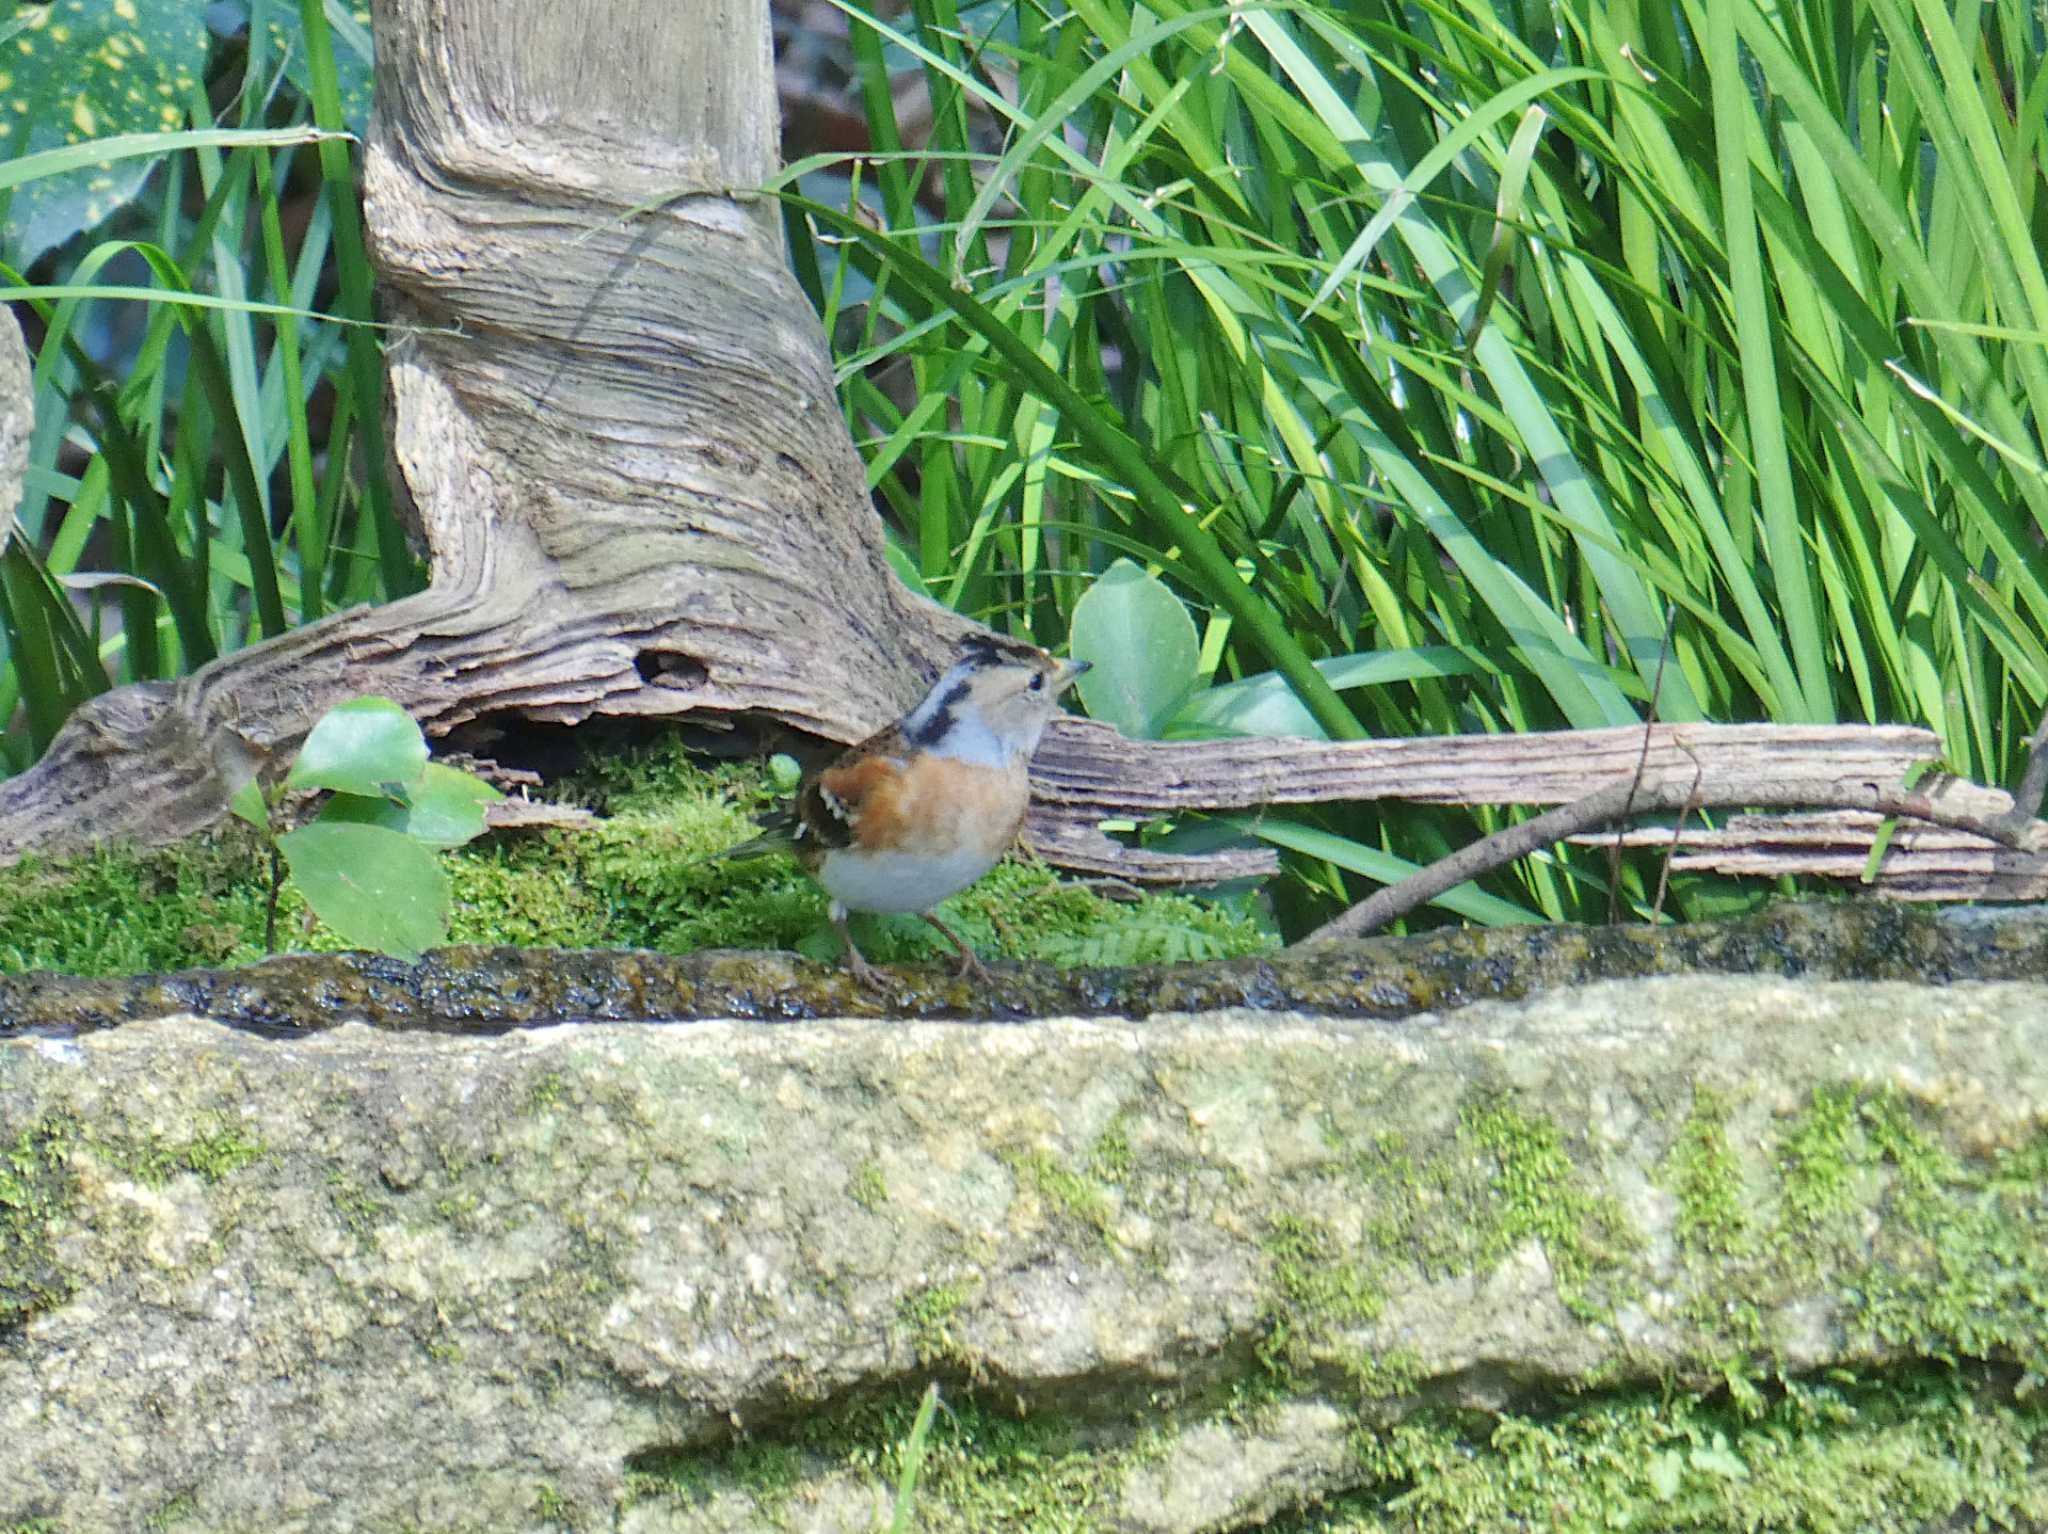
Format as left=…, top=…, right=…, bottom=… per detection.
left=1026, top=718, right=2048, bottom=909
left=1583, top=810, right=2048, bottom=901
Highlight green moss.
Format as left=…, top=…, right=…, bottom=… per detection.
left=1088, top=1115, right=1134, bottom=1183
left=325, top=1171, right=394, bottom=1237
left=0, top=742, right=1271, bottom=976
left=107, top=1115, right=267, bottom=1186
left=0, top=1115, right=79, bottom=1332
left=1333, top=1105, right=1641, bottom=1338
left=4, top=1111, right=266, bottom=1336
left=144, top=1490, right=198, bottom=1530
left=1266, top=1212, right=1384, bottom=1326
left=1011, top=1147, right=1118, bottom=1243
left=626, top=1388, right=1117, bottom=1530
left=1312, top=1365, right=2048, bottom=1533
left=611, top=1362, right=2047, bottom=1534
left=1344, top=1346, right=1426, bottom=1400
left=0, top=836, right=279, bottom=975
left=626, top=1436, right=805, bottom=1513
left=1777, top=1082, right=1870, bottom=1224
left=1848, top=1119, right=2048, bottom=1374
left=1648, top=1082, right=2048, bottom=1372
left=810, top=1389, right=1111, bottom=1531
left=1257, top=1211, right=1387, bottom=1389
left=532, top=1481, right=572, bottom=1527
left=900, top=1280, right=978, bottom=1368
left=848, top=1160, right=889, bottom=1211
left=1665, top=1088, right=1755, bottom=1260
left=1454, top=1099, right=1639, bottom=1320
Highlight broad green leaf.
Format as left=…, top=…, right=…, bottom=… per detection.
left=285, top=696, right=428, bottom=797
left=1070, top=559, right=1199, bottom=739
left=0, top=0, right=211, bottom=266
left=396, top=762, right=501, bottom=846
left=315, top=764, right=500, bottom=847
left=278, top=821, right=448, bottom=960
left=246, top=0, right=375, bottom=136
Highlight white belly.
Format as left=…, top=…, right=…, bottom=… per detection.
left=817, top=844, right=1003, bottom=914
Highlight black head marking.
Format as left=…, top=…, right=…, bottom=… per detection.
left=904, top=675, right=968, bottom=748
left=956, top=631, right=1040, bottom=666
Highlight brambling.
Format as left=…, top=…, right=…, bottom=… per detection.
left=723, top=633, right=1089, bottom=986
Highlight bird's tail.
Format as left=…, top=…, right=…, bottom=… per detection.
left=694, top=804, right=800, bottom=865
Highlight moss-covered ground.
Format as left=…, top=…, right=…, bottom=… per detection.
left=0, top=738, right=1272, bottom=978
left=617, top=1362, right=2046, bottom=1533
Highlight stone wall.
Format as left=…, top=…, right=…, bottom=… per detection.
left=5, top=922, right=2046, bottom=1529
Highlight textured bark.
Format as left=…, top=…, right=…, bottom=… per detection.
left=0, top=0, right=967, bottom=864
left=0, top=307, right=27, bottom=544
left=1026, top=718, right=2048, bottom=897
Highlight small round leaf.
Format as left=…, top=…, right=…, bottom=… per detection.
left=318, top=764, right=502, bottom=848
left=227, top=776, right=273, bottom=834
left=285, top=697, right=429, bottom=798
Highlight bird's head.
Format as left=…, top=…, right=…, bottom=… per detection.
left=901, top=633, right=1090, bottom=764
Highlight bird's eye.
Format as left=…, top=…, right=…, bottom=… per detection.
left=1028, top=673, right=1045, bottom=691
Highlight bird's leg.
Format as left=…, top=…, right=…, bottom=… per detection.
left=923, top=912, right=992, bottom=983
left=832, top=906, right=886, bottom=990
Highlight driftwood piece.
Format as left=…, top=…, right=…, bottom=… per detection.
left=1029, top=718, right=1950, bottom=815
left=0, top=1, right=2037, bottom=918
left=0, top=308, right=28, bottom=544
left=1297, top=769, right=2042, bottom=943
left=1583, top=811, right=2048, bottom=901
left=1027, top=718, right=2048, bottom=904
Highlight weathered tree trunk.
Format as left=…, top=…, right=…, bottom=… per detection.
left=0, top=0, right=967, bottom=862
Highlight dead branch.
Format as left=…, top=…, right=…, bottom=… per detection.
left=1294, top=767, right=2040, bottom=945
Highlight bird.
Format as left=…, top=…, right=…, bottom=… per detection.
left=719, top=632, right=1090, bottom=987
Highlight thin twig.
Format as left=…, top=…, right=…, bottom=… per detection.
left=1610, top=606, right=1678, bottom=923
left=1989, top=703, right=2048, bottom=835
left=1652, top=748, right=1703, bottom=924
left=264, top=843, right=283, bottom=955
left=1295, top=774, right=2029, bottom=946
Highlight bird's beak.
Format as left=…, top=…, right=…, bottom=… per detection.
left=1055, top=657, right=1091, bottom=694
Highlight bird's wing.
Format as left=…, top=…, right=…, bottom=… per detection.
left=798, top=726, right=911, bottom=852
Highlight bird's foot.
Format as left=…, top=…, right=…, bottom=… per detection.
left=924, top=912, right=993, bottom=985
left=843, top=946, right=890, bottom=991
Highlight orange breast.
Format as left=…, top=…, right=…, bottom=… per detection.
left=833, top=753, right=1029, bottom=860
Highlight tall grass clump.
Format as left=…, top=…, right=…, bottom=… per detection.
left=779, top=0, right=2048, bottom=928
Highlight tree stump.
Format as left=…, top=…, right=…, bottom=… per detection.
left=0, top=0, right=967, bottom=863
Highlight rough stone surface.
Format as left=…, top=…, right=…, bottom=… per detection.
left=5, top=958, right=2047, bottom=1530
